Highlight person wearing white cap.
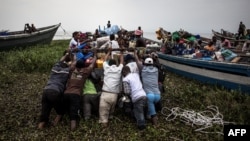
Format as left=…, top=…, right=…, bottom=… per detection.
left=134, top=50, right=161, bottom=126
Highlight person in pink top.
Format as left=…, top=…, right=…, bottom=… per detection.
left=221, top=37, right=231, bottom=48
left=134, top=26, right=143, bottom=38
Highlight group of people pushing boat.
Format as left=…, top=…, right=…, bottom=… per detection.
left=37, top=26, right=165, bottom=131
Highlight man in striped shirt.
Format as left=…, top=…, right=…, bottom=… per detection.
left=38, top=51, right=74, bottom=129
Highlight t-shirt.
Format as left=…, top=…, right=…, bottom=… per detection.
left=102, top=62, right=123, bottom=93
left=64, top=67, right=92, bottom=95
left=123, top=73, right=146, bottom=103
left=222, top=39, right=231, bottom=48
left=83, top=79, right=97, bottom=94
left=141, top=66, right=160, bottom=95
left=69, top=38, right=79, bottom=49
left=44, top=61, right=70, bottom=93
left=126, top=62, right=139, bottom=74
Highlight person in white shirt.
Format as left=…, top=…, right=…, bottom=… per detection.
left=98, top=48, right=124, bottom=128
left=122, top=66, right=147, bottom=130
left=69, top=31, right=80, bottom=50
left=124, top=54, right=139, bottom=74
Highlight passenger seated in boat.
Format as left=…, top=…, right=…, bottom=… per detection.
left=194, top=45, right=201, bottom=53
left=134, top=26, right=145, bottom=48
left=202, top=41, right=215, bottom=57
left=78, top=32, right=92, bottom=49
left=117, top=30, right=129, bottom=48
left=69, top=31, right=80, bottom=50
left=172, top=37, right=186, bottom=55
left=107, top=20, right=111, bottom=28
left=196, top=39, right=204, bottom=50
left=242, top=41, right=250, bottom=52
left=204, top=41, right=216, bottom=52
left=135, top=26, right=143, bottom=37
left=192, top=45, right=203, bottom=58
left=24, top=23, right=32, bottom=33
left=246, top=29, right=250, bottom=40
left=93, top=29, right=101, bottom=41
left=182, top=41, right=195, bottom=55
left=31, top=24, right=36, bottom=32
left=220, top=37, right=231, bottom=48
left=212, top=36, right=221, bottom=51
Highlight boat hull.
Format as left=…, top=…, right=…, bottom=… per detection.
left=0, top=23, right=60, bottom=51
left=158, top=53, right=250, bottom=94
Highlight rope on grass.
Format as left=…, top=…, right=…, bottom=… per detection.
left=161, top=105, right=236, bottom=135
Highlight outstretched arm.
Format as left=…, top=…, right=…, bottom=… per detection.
left=69, top=53, right=77, bottom=71
left=104, top=47, right=112, bottom=61
left=134, top=49, right=143, bottom=70
left=88, top=49, right=97, bottom=70
left=119, top=47, right=124, bottom=65
left=60, top=50, right=70, bottom=62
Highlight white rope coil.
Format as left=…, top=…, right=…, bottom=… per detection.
left=161, top=105, right=235, bottom=135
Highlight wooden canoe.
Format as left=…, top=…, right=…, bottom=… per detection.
left=0, top=23, right=61, bottom=51
left=157, top=53, right=250, bottom=94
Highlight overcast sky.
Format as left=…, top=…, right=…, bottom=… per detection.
left=1, top=0, right=250, bottom=34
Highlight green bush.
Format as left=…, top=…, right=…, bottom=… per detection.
left=0, top=40, right=69, bottom=73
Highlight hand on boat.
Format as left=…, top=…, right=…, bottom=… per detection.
left=92, top=48, right=97, bottom=55
left=120, top=47, right=125, bottom=53
left=108, top=47, right=112, bottom=52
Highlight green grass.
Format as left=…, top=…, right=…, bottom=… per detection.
left=0, top=40, right=249, bottom=141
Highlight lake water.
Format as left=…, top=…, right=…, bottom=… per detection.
left=53, top=31, right=213, bottom=42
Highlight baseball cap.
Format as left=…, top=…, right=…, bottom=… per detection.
left=144, top=58, right=153, bottom=64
